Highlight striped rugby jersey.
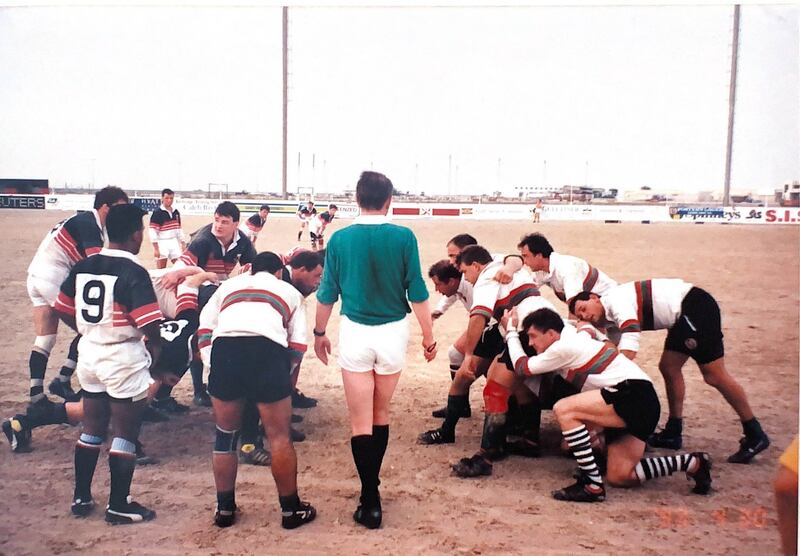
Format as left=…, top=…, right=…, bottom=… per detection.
left=197, top=270, right=307, bottom=367
left=177, top=224, right=256, bottom=280
left=149, top=206, right=185, bottom=243
left=507, top=324, right=651, bottom=391
left=27, top=210, right=104, bottom=286
left=54, top=248, right=164, bottom=345
left=533, top=251, right=617, bottom=303
left=600, top=279, right=694, bottom=353
left=470, top=261, right=556, bottom=328
left=239, top=213, right=266, bottom=242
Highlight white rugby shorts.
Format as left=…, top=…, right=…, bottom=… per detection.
left=26, top=274, right=61, bottom=307
left=338, top=315, right=410, bottom=375
left=77, top=338, right=153, bottom=400
left=157, top=238, right=183, bottom=260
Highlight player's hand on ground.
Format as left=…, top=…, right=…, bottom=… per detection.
left=423, top=338, right=437, bottom=362
left=314, top=335, right=331, bottom=365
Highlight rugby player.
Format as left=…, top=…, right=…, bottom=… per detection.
left=149, top=188, right=186, bottom=269
left=26, top=186, right=129, bottom=406
left=239, top=204, right=270, bottom=245
left=53, top=204, right=169, bottom=523
left=238, top=248, right=325, bottom=466
left=172, top=201, right=257, bottom=407
left=440, top=245, right=558, bottom=476
left=296, top=200, right=316, bottom=242
left=3, top=268, right=215, bottom=458
left=517, top=233, right=617, bottom=306
left=314, top=171, right=436, bottom=529
left=503, top=307, right=712, bottom=502
left=309, top=204, right=337, bottom=250
left=198, top=251, right=316, bottom=529
left=571, top=279, right=770, bottom=463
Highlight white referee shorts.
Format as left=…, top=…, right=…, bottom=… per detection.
left=77, top=338, right=153, bottom=401
left=26, top=274, right=61, bottom=308
left=157, top=238, right=182, bottom=260
left=338, top=315, right=410, bottom=375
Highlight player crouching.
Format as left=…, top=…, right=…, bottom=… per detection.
left=505, top=308, right=712, bottom=502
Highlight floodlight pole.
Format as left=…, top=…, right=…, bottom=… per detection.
left=723, top=5, right=740, bottom=206
left=282, top=6, right=289, bottom=199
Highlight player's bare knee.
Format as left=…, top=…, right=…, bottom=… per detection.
left=700, top=368, right=724, bottom=388
left=552, top=399, right=572, bottom=425
left=606, top=467, right=637, bottom=488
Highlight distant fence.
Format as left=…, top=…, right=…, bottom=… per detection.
left=1, top=194, right=796, bottom=225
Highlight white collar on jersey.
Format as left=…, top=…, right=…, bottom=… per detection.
left=354, top=214, right=390, bottom=225
left=100, top=247, right=141, bottom=263
left=91, top=208, right=103, bottom=230
left=159, top=204, right=176, bottom=216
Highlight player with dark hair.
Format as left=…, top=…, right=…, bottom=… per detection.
left=171, top=201, right=257, bottom=408
left=52, top=203, right=168, bottom=523
left=239, top=205, right=270, bottom=245
left=443, top=245, right=557, bottom=476
left=26, top=186, right=129, bottom=408
left=296, top=200, right=316, bottom=242
left=446, top=233, right=478, bottom=264
left=571, top=279, right=769, bottom=463
left=199, top=251, right=316, bottom=529
left=149, top=188, right=186, bottom=269
left=237, top=248, right=325, bottom=466
left=315, top=171, right=436, bottom=529
left=517, top=233, right=616, bottom=305
left=309, top=204, right=337, bottom=251
left=501, top=307, right=712, bottom=502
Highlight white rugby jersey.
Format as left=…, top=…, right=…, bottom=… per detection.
left=600, top=279, right=694, bottom=353
left=506, top=324, right=651, bottom=391
left=534, top=251, right=617, bottom=303
left=434, top=277, right=474, bottom=315
left=54, top=249, right=164, bottom=345
left=470, top=261, right=556, bottom=331
left=148, top=205, right=185, bottom=243
left=28, top=210, right=105, bottom=286
left=197, top=270, right=307, bottom=366
left=148, top=269, right=200, bottom=319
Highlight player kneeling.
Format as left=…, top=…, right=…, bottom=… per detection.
left=505, top=308, right=712, bottom=502
left=198, top=252, right=316, bottom=529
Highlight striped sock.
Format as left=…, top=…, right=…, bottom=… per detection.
left=74, top=433, right=103, bottom=501
left=29, top=335, right=56, bottom=402
left=563, top=425, right=604, bottom=490
left=59, top=335, right=81, bottom=380
left=635, top=453, right=697, bottom=483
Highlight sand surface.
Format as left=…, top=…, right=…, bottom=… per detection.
left=0, top=211, right=797, bottom=555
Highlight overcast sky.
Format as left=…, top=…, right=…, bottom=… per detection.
left=0, top=5, right=797, bottom=196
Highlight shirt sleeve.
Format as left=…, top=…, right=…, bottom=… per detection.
left=286, top=297, right=308, bottom=357
left=240, top=236, right=257, bottom=265
left=560, top=258, right=588, bottom=302
left=470, top=278, right=500, bottom=320
left=123, top=267, right=164, bottom=328
left=404, top=232, right=429, bottom=303
left=54, top=268, right=78, bottom=317
left=197, top=285, right=222, bottom=367
left=506, top=331, right=571, bottom=377
left=178, top=236, right=207, bottom=269
left=316, top=238, right=341, bottom=305
left=148, top=211, right=161, bottom=243
left=69, top=214, right=104, bottom=258
left=606, top=297, right=641, bottom=353
left=434, top=294, right=458, bottom=315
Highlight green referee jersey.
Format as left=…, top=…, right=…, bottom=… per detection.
left=316, top=215, right=429, bottom=325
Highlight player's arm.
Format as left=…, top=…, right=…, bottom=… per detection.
left=71, top=215, right=104, bottom=257
left=505, top=329, right=568, bottom=377
left=286, top=296, right=308, bottom=367
left=609, top=305, right=640, bottom=359
left=404, top=233, right=436, bottom=361
left=54, top=270, right=79, bottom=331
left=149, top=212, right=161, bottom=258
left=494, top=255, right=523, bottom=284
left=432, top=293, right=457, bottom=320
left=197, top=285, right=222, bottom=368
